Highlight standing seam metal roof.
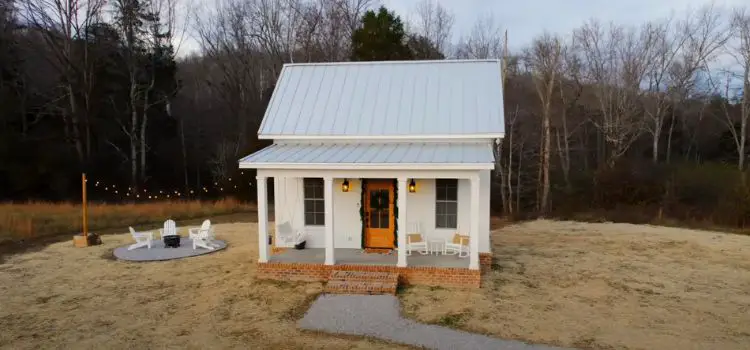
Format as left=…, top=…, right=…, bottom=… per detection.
left=258, top=60, right=505, bottom=138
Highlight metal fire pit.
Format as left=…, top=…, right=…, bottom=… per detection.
left=163, top=235, right=180, bottom=248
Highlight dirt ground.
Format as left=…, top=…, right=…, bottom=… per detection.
left=401, top=220, right=750, bottom=350
left=3, top=219, right=750, bottom=350
left=0, top=222, right=405, bottom=350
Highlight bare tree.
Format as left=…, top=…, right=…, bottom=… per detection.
left=643, top=6, right=729, bottom=163
left=413, top=0, right=454, bottom=55
left=713, top=8, right=750, bottom=171
left=574, top=20, right=656, bottom=167
left=19, top=0, right=105, bottom=165
left=555, top=44, right=586, bottom=192
left=456, top=14, right=502, bottom=59
left=526, top=33, right=564, bottom=214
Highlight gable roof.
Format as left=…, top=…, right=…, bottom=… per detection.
left=257, top=60, right=505, bottom=140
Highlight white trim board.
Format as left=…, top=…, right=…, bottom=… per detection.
left=258, top=133, right=505, bottom=141
left=240, top=162, right=495, bottom=171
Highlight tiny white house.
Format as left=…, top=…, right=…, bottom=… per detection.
left=239, top=59, right=504, bottom=276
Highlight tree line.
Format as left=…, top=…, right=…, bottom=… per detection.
left=1, top=0, right=750, bottom=228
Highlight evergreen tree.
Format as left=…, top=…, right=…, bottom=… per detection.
left=406, top=34, right=445, bottom=60
left=351, top=6, right=412, bottom=61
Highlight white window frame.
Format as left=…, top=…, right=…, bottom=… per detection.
left=435, top=179, right=458, bottom=229
left=303, top=178, right=325, bottom=226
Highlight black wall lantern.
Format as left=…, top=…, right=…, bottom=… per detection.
left=342, top=179, right=350, bottom=192
left=408, top=179, right=416, bottom=193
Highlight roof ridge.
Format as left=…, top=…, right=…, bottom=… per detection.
left=283, top=59, right=501, bottom=68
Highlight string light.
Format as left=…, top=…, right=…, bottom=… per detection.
left=84, top=177, right=250, bottom=201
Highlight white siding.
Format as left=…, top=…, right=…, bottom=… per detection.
left=272, top=173, right=491, bottom=253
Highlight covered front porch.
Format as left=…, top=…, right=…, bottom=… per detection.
left=240, top=142, right=495, bottom=272
left=270, top=248, right=470, bottom=268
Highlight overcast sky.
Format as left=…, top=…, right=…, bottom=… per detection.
left=179, top=0, right=746, bottom=57
left=381, top=0, right=746, bottom=50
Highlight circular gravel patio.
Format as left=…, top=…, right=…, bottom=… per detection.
left=113, top=237, right=227, bottom=262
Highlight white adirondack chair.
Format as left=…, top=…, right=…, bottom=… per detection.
left=405, top=222, right=428, bottom=256
left=128, top=226, right=154, bottom=250
left=189, top=220, right=216, bottom=250
left=159, top=219, right=178, bottom=238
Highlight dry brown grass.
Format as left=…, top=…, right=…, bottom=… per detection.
left=0, top=222, right=405, bottom=350
left=401, top=220, right=750, bottom=350
left=0, top=200, right=254, bottom=243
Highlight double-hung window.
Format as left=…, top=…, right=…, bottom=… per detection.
left=435, top=179, right=458, bottom=229
left=303, top=178, right=325, bottom=226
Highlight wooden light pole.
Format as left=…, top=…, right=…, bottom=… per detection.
left=82, top=173, right=88, bottom=237
left=74, top=173, right=90, bottom=247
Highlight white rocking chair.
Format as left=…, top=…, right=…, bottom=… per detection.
left=444, top=233, right=470, bottom=258
left=189, top=220, right=217, bottom=250
left=405, top=222, right=428, bottom=256
left=128, top=226, right=154, bottom=250
left=443, top=233, right=469, bottom=258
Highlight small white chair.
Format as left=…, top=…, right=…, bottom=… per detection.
left=128, top=226, right=154, bottom=250
left=159, top=219, right=178, bottom=238
left=189, top=220, right=217, bottom=250
left=444, top=233, right=470, bottom=258
left=405, top=222, right=428, bottom=256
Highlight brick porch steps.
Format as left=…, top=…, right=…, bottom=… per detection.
left=324, top=270, right=399, bottom=295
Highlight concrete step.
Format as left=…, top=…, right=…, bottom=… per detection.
left=325, top=270, right=399, bottom=295
left=329, top=270, right=399, bottom=283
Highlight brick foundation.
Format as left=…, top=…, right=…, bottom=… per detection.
left=257, top=262, right=482, bottom=288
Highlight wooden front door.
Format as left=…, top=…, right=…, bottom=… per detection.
left=364, top=180, right=395, bottom=248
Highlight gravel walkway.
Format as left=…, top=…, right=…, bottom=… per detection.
left=299, top=294, right=571, bottom=350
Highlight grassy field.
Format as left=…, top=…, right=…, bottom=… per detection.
left=0, top=200, right=254, bottom=244
left=1, top=219, right=749, bottom=349
left=0, top=221, right=403, bottom=350
left=402, top=219, right=750, bottom=350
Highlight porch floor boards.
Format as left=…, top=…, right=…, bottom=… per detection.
left=269, top=248, right=470, bottom=268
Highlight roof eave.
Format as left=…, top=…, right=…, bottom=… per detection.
left=238, top=163, right=495, bottom=171
left=257, top=133, right=506, bottom=141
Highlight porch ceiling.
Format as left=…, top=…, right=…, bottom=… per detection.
left=238, top=142, right=495, bottom=170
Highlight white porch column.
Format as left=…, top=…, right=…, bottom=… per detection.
left=469, top=175, right=480, bottom=270
left=256, top=176, right=269, bottom=263
left=397, top=177, right=408, bottom=267
left=324, top=177, right=335, bottom=265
